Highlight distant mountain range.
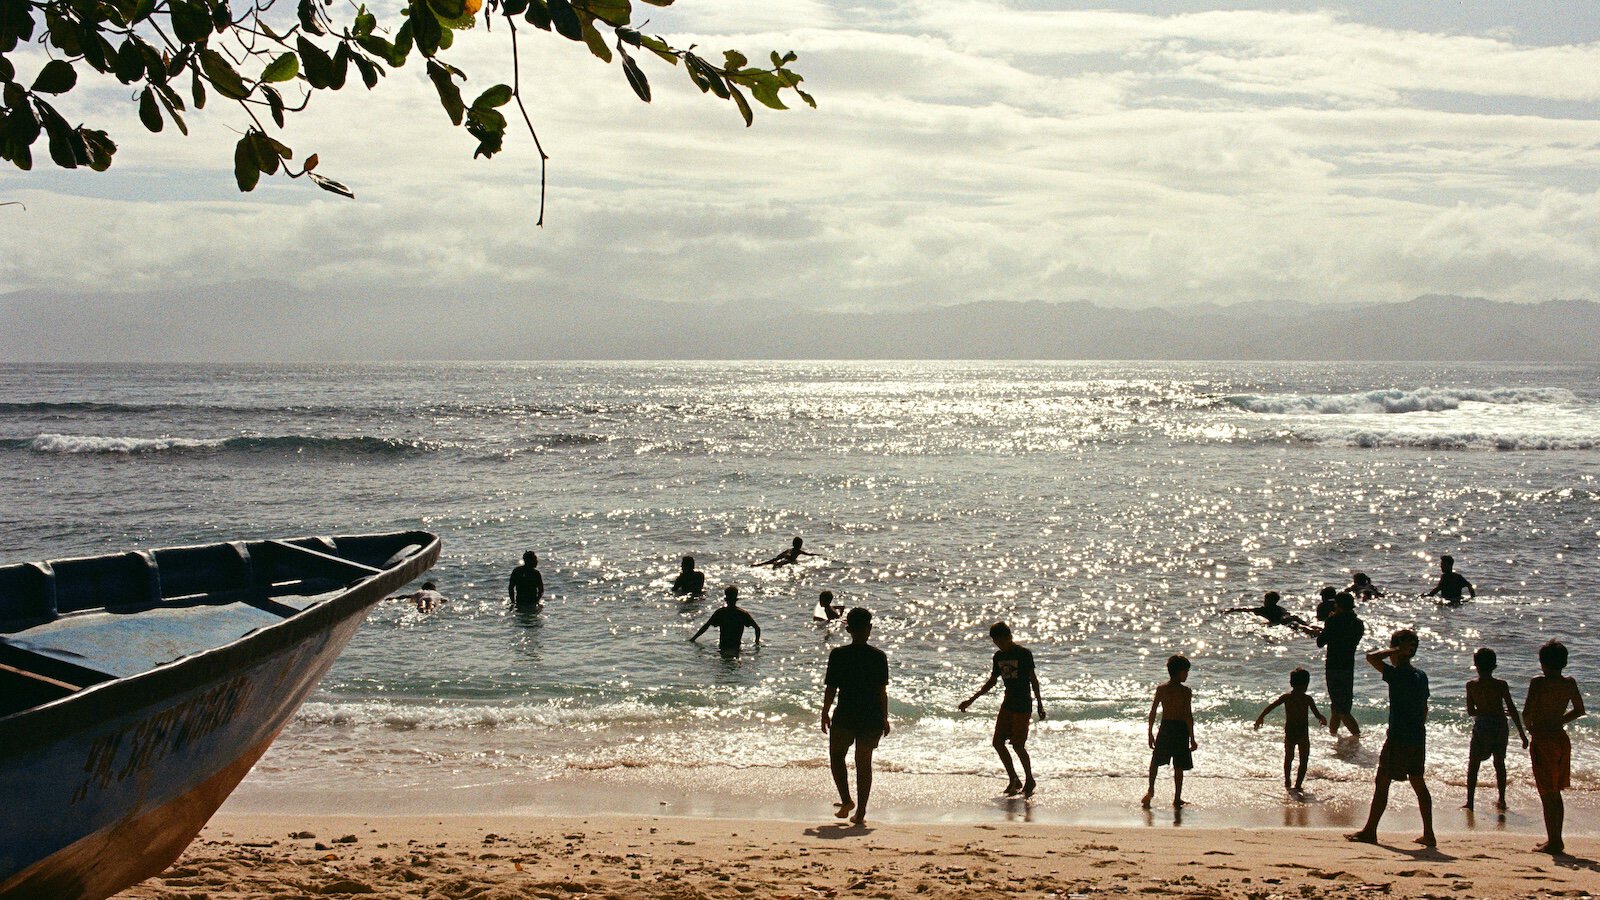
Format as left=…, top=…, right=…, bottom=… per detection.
left=2, top=287, right=1598, bottom=361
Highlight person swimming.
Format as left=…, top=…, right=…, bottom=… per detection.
left=753, top=536, right=818, bottom=569
left=814, top=590, right=845, bottom=621
left=1225, top=591, right=1318, bottom=635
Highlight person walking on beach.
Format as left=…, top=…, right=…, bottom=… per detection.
left=1421, top=555, right=1474, bottom=604
left=690, top=586, right=761, bottom=655
left=1254, top=667, right=1326, bottom=793
left=508, top=551, right=544, bottom=611
left=821, top=607, right=890, bottom=825
left=1463, top=647, right=1526, bottom=811
left=958, top=622, right=1046, bottom=798
left=753, top=536, right=817, bottom=569
left=1223, top=591, right=1317, bottom=635
left=1316, top=592, right=1364, bottom=737
left=1141, top=654, right=1196, bottom=809
left=1523, top=640, right=1586, bottom=854
left=672, top=555, right=706, bottom=597
left=1346, top=629, right=1435, bottom=847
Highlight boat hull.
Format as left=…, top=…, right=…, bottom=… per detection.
left=0, top=532, right=438, bottom=900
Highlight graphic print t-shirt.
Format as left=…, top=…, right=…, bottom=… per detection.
left=992, top=646, right=1036, bottom=713
left=825, top=643, right=889, bottom=732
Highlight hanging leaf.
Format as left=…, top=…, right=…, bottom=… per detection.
left=427, top=59, right=465, bottom=125
left=31, top=59, right=77, bottom=94
left=298, top=36, right=334, bottom=88
left=168, top=0, right=212, bottom=43
left=546, top=0, right=581, bottom=40
left=619, top=47, right=649, bottom=102
left=524, top=0, right=551, bottom=30
left=309, top=172, right=354, bottom=197
left=728, top=83, right=751, bottom=126
left=233, top=133, right=259, bottom=190
left=472, top=83, right=513, bottom=109
left=199, top=48, right=249, bottom=99
left=138, top=86, right=162, bottom=132
left=261, top=52, right=298, bottom=83
left=263, top=84, right=285, bottom=126
left=579, top=15, right=611, bottom=62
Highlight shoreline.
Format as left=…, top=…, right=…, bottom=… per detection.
left=118, top=812, right=1600, bottom=899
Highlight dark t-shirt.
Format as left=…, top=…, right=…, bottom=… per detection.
left=1257, top=605, right=1288, bottom=624
left=1382, top=662, right=1430, bottom=744
left=509, top=566, right=543, bottom=605
left=992, top=646, right=1036, bottom=713
left=1433, top=571, right=1471, bottom=600
left=1317, top=612, right=1365, bottom=669
left=825, top=642, right=889, bottom=731
left=707, top=606, right=756, bottom=652
left=1315, top=598, right=1335, bottom=622
left=672, top=571, right=705, bottom=596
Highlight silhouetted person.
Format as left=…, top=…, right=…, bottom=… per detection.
left=690, top=586, right=760, bottom=655
left=1317, top=592, right=1364, bottom=737
left=1346, top=571, right=1384, bottom=600
left=1422, top=554, right=1474, bottom=603
left=1224, top=591, right=1316, bottom=635
left=1314, top=585, right=1338, bottom=623
left=1254, top=667, right=1326, bottom=792
left=1523, top=640, right=1586, bottom=854
left=391, top=580, right=445, bottom=613
left=1463, top=647, right=1526, bottom=811
left=821, top=607, right=889, bottom=825
left=959, top=622, right=1046, bottom=797
left=813, top=590, right=844, bottom=621
left=753, top=536, right=816, bottom=569
left=1346, top=628, right=1435, bottom=848
left=672, top=555, right=706, bottom=597
left=1141, top=654, right=1196, bottom=809
left=508, top=551, right=543, bottom=611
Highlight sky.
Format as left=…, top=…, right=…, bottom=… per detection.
left=2, top=1, right=1599, bottom=356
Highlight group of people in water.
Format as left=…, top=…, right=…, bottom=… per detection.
left=403, top=543, right=1584, bottom=850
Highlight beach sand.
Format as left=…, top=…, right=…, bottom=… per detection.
left=118, top=812, right=1598, bottom=899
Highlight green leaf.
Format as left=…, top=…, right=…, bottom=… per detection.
left=298, top=36, right=334, bottom=88
left=297, top=0, right=324, bottom=35
left=233, top=133, right=259, bottom=191
left=411, top=1, right=442, bottom=57
left=330, top=41, right=350, bottom=89
left=638, top=33, right=677, bottom=65
left=80, top=128, right=114, bottom=170
left=155, top=85, right=188, bottom=134
left=686, top=55, right=728, bottom=99
left=200, top=48, right=250, bottom=99
left=190, top=68, right=207, bottom=108
left=352, top=54, right=381, bottom=89
left=114, top=39, right=145, bottom=83
left=426, top=0, right=466, bottom=19
left=263, top=84, right=285, bottom=126
left=138, top=86, right=163, bottom=132
left=31, top=59, right=76, bottom=94
left=729, top=83, right=751, bottom=126
left=722, top=50, right=746, bottom=70
left=546, top=0, right=581, bottom=40
left=168, top=0, right=212, bottom=42
left=524, top=0, right=551, bottom=30
left=261, top=52, right=298, bottom=83
left=580, top=0, right=631, bottom=27
left=749, top=77, right=786, bottom=110
left=472, top=83, right=513, bottom=109
left=353, top=7, right=376, bottom=37
left=247, top=130, right=281, bottom=175
left=36, top=101, right=85, bottom=168
left=427, top=59, right=464, bottom=125
left=619, top=48, right=649, bottom=102
left=795, top=87, right=815, bottom=109
left=579, top=15, right=611, bottom=62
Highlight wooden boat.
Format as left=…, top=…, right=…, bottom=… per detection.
left=0, top=531, right=439, bottom=900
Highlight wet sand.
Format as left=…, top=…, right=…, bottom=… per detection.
left=119, top=812, right=1599, bottom=899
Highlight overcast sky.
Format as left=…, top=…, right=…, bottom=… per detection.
left=2, top=1, right=1598, bottom=344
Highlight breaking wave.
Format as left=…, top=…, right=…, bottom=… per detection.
left=1225, top=387, right=1575, bottom=415
left=5, top=433, right=438, bottom=456
left=1278, top=427, right=1600, bottom=451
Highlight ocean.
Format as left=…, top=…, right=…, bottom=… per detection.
left=1, top=361, right=1595, bottom=825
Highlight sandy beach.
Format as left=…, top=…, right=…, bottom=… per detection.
left=117, top=812, right=1598, bottom=899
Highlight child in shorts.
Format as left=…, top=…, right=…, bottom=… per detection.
left=1254, top=667, right=1327, bottom=792
left=1141, top=654, right=1196, bottom=808
left=1523, top=640, right=1586, bottom=854
left=1463, top=647, right=1526, bottom=811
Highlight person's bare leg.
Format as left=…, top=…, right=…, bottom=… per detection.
left=1491, top=751, right=1507, bottom=809
left=829, top=739, right=854, bottom=819
left=1464, top=756, right=1480, bottom=810
left=1015, top=740, right=1036, bottom=797
left=1294, top=741, right=1310, bottom=791
left=1173, top=769, right=1186, bottom=807
left=993, top=737, right=1022, bottom=794
left=1410, top=775, right=1436, bottom=846
left=851, top=745, right=875, bottom=825
left=1141, top=760, right=1157, bottom=808
left=1535, top=792, right=1565, bottom=854
left=1282, top=743, right=1293, bottom=789
left=1346, top=773, right=1389, bottom=841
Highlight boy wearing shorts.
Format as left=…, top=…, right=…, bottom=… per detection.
left=959, top=622, right=1046, bottom=797
left=1463, top=647, right=1526, bottom=811
left=1523, top=640, right=1586, bottom=854
left=1141, top=654, right=1196, bottom=808
left=1347, top=629, right=1435, bottom=847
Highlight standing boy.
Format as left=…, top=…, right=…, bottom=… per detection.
left=690, top=586, right=761, bottom=655
left=1463, top=647, right=1527, bottom=811
left=672, top=555, right=706, bottom=597
left=1346, top=629, right=1435, bottom=847
left=1316, top=592, right=1364, bottom=737
left=1523, top=640, right=1586, bottom=854
left=958, top=622, right=1046, bottom=797
left=821, top=607, right=890, bottom=825
left=508, top=550, right=544, bottom=611
left=1254, top=667, right=1327, bottom=792
left=1141, top=654, right=1196, bottom=808
left=1421, top=555, right=1474, bottom=603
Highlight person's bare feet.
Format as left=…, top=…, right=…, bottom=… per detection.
left=1533, top=840, right=1565, bottom=855
left=834, top=801, right=854, bottom=820
left=1414, top=834, right=1437, bottom=847
left=1494, top=798, right=1507, bottom=810
left=1023, top=778, right=1037, bottom=798
left=1345, top=831, right=1377, bottom=844
left=850, top=812, right=866, bottom=826
left=1461, top=801, right=1473, bottom=810
left=1003, top=780, right=1023, bottom=796
left=1174, top=798, right=1187, bottom=808
left=1139, top=792, right=1153, bottom=809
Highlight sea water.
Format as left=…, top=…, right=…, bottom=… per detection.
left=1, top=361, right=1595, bottom=822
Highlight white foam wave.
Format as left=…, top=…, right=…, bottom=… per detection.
left=1283, top=427, right=1600, bottom=451
left=1227, top=387, right=1576, bottom=415
left=27, top=433, right=226, bottom=454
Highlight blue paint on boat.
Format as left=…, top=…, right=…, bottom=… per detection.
left=0, top=531, right=439, bottom=900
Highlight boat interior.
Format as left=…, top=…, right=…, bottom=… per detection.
left=0, top=534, right=426, bottom=720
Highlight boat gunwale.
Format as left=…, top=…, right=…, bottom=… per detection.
left=0, top=530, right=439, bottom=758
